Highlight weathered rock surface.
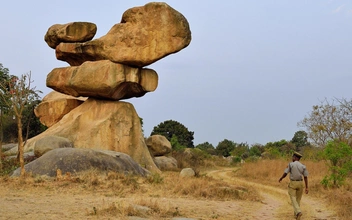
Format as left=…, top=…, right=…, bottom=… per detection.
left=6, top=151, right=36, bottom=161
left=180, top=168, right=195, bottom=178
left=34, top=91, right=86, bottom=127
left=146, top=135, right=172, bottom=156
left=55, top=2, right=191, bottom=67
left=46, top=60, right=158, bottom=100
left=154, top=156, right=178, bottom=171
left=33, top=135, right=73, bottom=157
left=11, top=148, right=150, bottom=177
left=2, top=143, right=17, bottom=151
left=25, top=98, right=159, bottom=172
left=3, top=145, right=19, bottom=156
left=45, top=22, right=97, bottom=49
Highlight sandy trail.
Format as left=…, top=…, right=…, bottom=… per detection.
left=0, top=168, right=339, bottom=219
left=206, top=168, right=338, bottom=220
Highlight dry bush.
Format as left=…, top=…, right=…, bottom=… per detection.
left=160, top=172, right=260, bottom=201
left=232, top=159, right=328, bottom=189
left=326, top=188, right=352, bottom=219
left=172, top=149, right=232, bottom=175
left=88, top=198, right=181, bottom=219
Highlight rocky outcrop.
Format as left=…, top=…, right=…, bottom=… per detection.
left=11, top=148, right=150, bottom=177
left=33, top=135, right=73, bottom=157
left=28, top=2, right=191, bottom=175
left=180, top=168, right=195, bottom=178
left=26, top=99, right=159, bottom=172
left=154, top=156, right=178, bottom=171
left=2, top=143, right=17, bottom=151
left=53, top=2, right=191, bottom=67
left=146, top=135, right=172, bottom=156
left=46, top=60, right=158, bottom=100
left=34, top=91, right=86, bottom=127
left=44, top=22, right=97, bottom=49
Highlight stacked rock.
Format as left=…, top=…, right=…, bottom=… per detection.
left=28, top=2, right=191, bottom=172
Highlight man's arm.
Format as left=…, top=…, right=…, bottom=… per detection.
left=279, top=173, right=287, bottom=182
left=304, top=176, right=309, bottom=194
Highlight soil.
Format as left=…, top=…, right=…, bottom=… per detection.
left=0, top=168, right=339, bottom=220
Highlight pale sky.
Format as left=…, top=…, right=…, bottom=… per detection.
left=0, top=1, right=351, bottom=147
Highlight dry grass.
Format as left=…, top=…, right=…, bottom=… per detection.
left=232, top=158, right=352, bottom=219
left=3, top=157, right=349, bottom=219
left=0, top=169, right=260, bottom=219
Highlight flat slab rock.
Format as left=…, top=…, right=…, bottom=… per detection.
left=11, top=148, right=150, bottom=177
left=46, top=60, right=158, bottom=100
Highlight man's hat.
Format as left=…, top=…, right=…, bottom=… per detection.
left=293, top=151, right=303, bottom=158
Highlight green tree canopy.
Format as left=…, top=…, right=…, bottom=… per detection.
left=195, top=142, right=216, bottom=155
left=0, top=64, right=11, bottom=111
left=291, top=130, right=310, bottom=150
left=151, top=119, right=194, bottom=148
left=231, top=142, right=249, bottom=158
left=321, top=140, right=352, bottom=187
left=215, top=139, right=236, bottom=157
left=249, top=143, right=264, bottom=157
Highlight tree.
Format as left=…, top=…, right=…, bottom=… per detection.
left=321, top=140, right=352, bottom=187
left=291, top=130, right=310, bottom=151
left=215, top=139, right=236, bottom=157
left=263, top=140, right=288, bottom=158
left=0, top=72, right=41, bottom=176
left=170, top=134, right=186, bottom=151
left=151, top=120, right=194, bottom=148
left=249, top=143, right=264, bottom=157
left=231, top=142, right=250, bottom=158
left=0, top=63, right=11, bottom=170
left=22, top=98, right=46, bottom=140
left=298, top=98, right=352, bottom=147
left=195, top=142, right=216, bottom=155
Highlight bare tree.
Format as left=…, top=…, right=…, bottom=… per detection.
left=298, top=98, right=352, bottom=147
left=0, top=72, right=40, bottom=176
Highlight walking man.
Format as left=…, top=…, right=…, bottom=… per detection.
left=279, top=151, right=309, bottom=220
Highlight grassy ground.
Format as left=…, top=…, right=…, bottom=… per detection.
left=232, top=158, right=352, bottom=219
left=0, top=156, right=350, bottom=219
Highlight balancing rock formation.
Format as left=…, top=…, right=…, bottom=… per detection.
left=26, top=2, right=191, bottom=173
left=52, top=3, right=191, bottom=67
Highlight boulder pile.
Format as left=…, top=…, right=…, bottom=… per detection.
left=21, top=2, right=191, bottom=175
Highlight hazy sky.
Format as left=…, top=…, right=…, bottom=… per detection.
left=1, top=1, right=351, bottom=147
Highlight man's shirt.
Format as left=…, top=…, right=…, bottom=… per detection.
left=284, top=161, right=309, bottom=181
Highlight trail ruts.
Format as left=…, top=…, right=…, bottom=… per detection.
left=206, top=168, right=338, bottom=220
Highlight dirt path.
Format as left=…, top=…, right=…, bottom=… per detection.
left=206, top=168, right=338, bottom=220
left=0, top=168, right=339, bottom=219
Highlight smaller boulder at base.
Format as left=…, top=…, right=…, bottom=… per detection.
left=11, top=148, right=150, bottom=177
left=180, top=168, right=195, bottom=178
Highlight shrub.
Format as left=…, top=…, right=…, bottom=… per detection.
left=321, top=140, right=352, bottom=187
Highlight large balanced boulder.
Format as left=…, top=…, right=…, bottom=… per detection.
left=25, top=98, right=159, bottom=172
left=34, top=91, right=86, bottom=127
left=146, top=135, right=172, bottom=156
left=11, top=148, right=150, bottom=177
left=46, top=60, right=158, bottom=100
left=44, top=22, right=97, bottom=49
left=54, top=2, right=191, bottom=67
